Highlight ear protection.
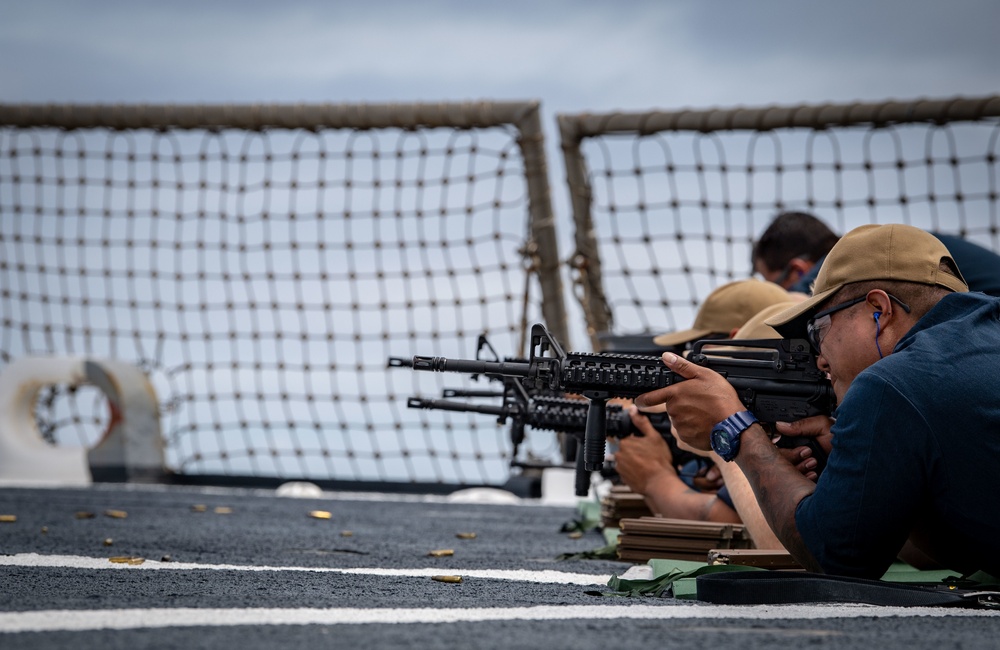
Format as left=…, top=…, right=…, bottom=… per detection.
left=873, top=311, right=884, bottom=358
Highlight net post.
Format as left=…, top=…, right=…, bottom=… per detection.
left=513, top=101, right=570, bottom=352
left=558, top=113, right=612, bottom=350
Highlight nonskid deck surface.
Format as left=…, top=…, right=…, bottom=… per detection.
left=0, top=485, right=997, bottom=650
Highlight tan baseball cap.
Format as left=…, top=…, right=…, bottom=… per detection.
left=733, top=301, right=803, bottom=340
left=699, top=301, right=801, bottom=354
left=765, top=223, right=968, bottom=339
left=653, top=279, right=792, bottom=347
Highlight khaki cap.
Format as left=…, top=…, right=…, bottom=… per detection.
left=653, top=279, right=791, bottom=347
left=734, top=301, right=803, bottom=340
left=765, top=223, right=968, bottom=339
left=701, top=301, right=801, bottom=353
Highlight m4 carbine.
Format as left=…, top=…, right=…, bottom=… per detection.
left=407, top=392, right=701, bottom=495
left=407, top=394, right=673, bottom=442
left=413, top=322, right=835, bottom=496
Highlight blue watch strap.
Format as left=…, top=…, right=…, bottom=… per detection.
left=723, top=411, right=758, bottom=434
left=711, top=410, right=759, bottom=461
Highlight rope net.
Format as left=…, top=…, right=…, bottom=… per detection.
left=559, top=99, right=1000, bottom=343
left=4, top=96, right=998, bottom=489
left=0, top=114, right=560, bottom=486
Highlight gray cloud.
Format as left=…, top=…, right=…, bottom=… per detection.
left=3, top=0, right=997, bottom=108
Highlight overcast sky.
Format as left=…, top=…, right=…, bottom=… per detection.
left=3, top=0, right=998, bottom=113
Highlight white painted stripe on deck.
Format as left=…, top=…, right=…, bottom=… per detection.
left=0, top=553, right=609, bottom=585
left=1, top=603, right=997, bottom=633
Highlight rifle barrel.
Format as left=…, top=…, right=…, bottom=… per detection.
left=412, top=356, right=532, bottom=376
left=442, top=388, right=505, bottom=398
left=407, top=397, right=507, bottom=418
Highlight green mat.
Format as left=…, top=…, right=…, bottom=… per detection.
left=602, top=557, right=996, bottom=600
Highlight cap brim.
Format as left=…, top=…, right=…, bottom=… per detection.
left=652, top=327, right=715, bottom=347
left=763, top=286, right=840, bottom=340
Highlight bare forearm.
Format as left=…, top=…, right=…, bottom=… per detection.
left=707, top=451, right=784, bottom=550
left=641, top=470, right=741, bottom=523
left=735, top=424, right=822, bottom=571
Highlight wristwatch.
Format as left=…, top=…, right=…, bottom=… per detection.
left=710, top=411, right=759, bottom=462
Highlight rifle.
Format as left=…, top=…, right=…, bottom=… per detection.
left=407, top=392, right=703, bottom=493
left=412, top=322, right=835, bottom=496
left=406, top=394, right=676, bottom=442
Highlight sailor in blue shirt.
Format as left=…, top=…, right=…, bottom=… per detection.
left=638, top=224, right=1000, bottom=578
left=795, top=290, right=1000, bottom=577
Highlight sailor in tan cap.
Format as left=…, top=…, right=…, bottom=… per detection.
left=636, top=223, right=1000, bottom=578
left=617, top=300, right=819, bottom=546
left=613, top=279, right=803, bottom=534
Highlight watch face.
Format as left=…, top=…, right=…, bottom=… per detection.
left=711, top=428, right=732, bottom=456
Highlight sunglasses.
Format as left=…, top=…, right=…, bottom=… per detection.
left=806, top=293, right=911, bottom=354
